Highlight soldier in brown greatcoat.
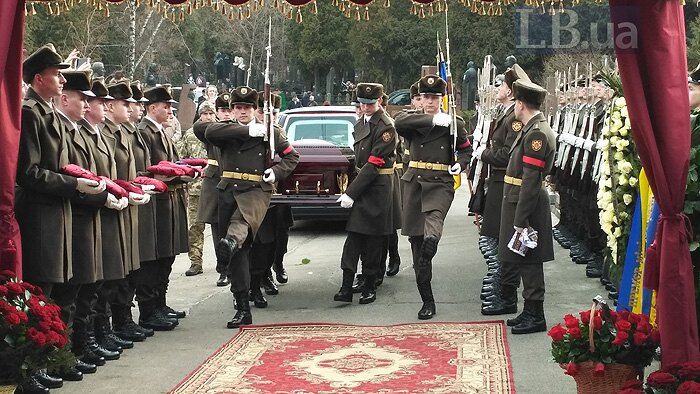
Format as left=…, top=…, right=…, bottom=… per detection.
left=115, top=80, right=158, bottom=341
left=54, top=70, right=107, bottom=380
left=476, top=65, right=530, bottom=310
left=202, top=86, right=299, bottom=329
left=333, top=83, right=397, bottom=305
left=75, top=78, right=127, bottom=364
left=482, top=79, right=556, bottom=335
left=394, top=74, right=472, bottom=320
left=136, top=85, right=190, bottom=331
left=193, top=92, right=233, bottom=287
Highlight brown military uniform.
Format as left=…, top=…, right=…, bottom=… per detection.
left=340, top=108, right=397, bottom=280
left=59, top=111, right=107, bottom=283
left=498, top=112, right=556, bottom=301
left=16, top=88, right=78, bottom=285
left=123, top=121, right=158, bottom=262
left=138, top=117, right=189, bottom=258
left=80, top=119, right=128, bottom=281
left=480, top=103, right=519, bottom=238
left=204, top=120, right=299, bottom=293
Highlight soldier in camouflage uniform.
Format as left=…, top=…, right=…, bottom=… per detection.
left=176, top=102, right=216, bottom=276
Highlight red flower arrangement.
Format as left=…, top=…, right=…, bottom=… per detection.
left=620, top=361, right=700, bottom=393
left=0, top=270, right=73, bottom=384
left=549, top=308, right=660, bottom=371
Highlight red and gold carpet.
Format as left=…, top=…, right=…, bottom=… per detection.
left=170, top=322, right=515, bottom=393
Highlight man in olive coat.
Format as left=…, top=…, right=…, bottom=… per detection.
left=203, top=86, right=299, bottom=329
left=136, top=85, right=190, bottom=330
left=394, top=74, right=472, bottom=320
left=333, top=83, right=397, bottom=305
left=483, top=79, right=556, bottom=335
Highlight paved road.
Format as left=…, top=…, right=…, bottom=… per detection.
left=69, top=187, right=605, bottom=393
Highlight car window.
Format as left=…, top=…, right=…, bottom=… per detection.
left=287, top=119, right=355, bottom=147
left=389, top=92, right=410, bottom=105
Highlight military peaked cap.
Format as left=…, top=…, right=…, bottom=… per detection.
left=418, top=74, right=447, bottom=96
left=410, top=82, right=419, bottom=98
left=230, top=86, right=258, bottom=107
left=143, top=85, right=177, bottom=104
left=513, top=79, right=547, bottom=107
left=108, top=82, right=137, bottom=102
left=23, top=44, right=70, bottom=83
left=130, top=80, right=148, bottom=102
left=356, top=83, right=384, bottom=104
left=216, top=92, right=231, bottom=109
left=62, top=70, right=95, bottom=97
left=504, top=64, right=530, bottom=87
left=90, top=78, right=113, bottom=100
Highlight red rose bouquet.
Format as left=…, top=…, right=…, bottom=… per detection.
left=0, top=270, right=74, bottom=384
left=619, top=361, right=700, bottom=393
left=550, top=301, right=660, bottom=393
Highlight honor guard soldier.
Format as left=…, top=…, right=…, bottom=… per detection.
left=196, top=92, right=232, bottom=287
left=77, top=78, right=125, bottom=363
left=116, top=80, right=157, bottom=341
left=137, top=85, right=189, bottom=330
left=54, top=70, right=105, bottom=381
left=475, top=65, right=530, bottom=308
left=333, top=83, right=397, bottom=305
left=177, top=101, right=215, bottom=278
left=394, top=75, right=472, bottom=320
left=483, top=79, right=556, bottom=335
left=204, top=86, right=299, bottom=328
left=249, top=93, right=294, bottom=306
left=396, top=74, right=471, bottom=320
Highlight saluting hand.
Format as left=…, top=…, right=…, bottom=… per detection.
left=248, top=124, right=266, bottom=138
left=432, top=113, right=451, bottom=127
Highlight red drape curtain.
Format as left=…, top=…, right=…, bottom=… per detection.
left=0, top=0, right=23, bottom=278
left=610, top=0, right=699, bottom=365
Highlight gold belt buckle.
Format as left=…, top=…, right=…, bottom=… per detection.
left=241, top=173, right=249, bottom=180
left=426, top=162, right=433, bottom=170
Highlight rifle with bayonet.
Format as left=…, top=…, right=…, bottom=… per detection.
left=263, top=16, right=275, bottom=162
left=570, top=63, right=594, bottom=176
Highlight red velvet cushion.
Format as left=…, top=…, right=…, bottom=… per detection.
left=61, top=164, right=101, bottom=182
left=98, top=176, right=129, bottom=198
left=113, top=179, right=144, bottom=195
left=132, top=176, right=168, bottom=193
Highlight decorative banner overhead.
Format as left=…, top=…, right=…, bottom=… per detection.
left=24, top=0, right=624, bottom=22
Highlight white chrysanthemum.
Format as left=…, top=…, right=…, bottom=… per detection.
left=614, top=227, right=622, bottom=238
left=623, top=194, right=633, bottom=205
left=618, top=175, right=628, bottom=186
left=619, top=127, right=629, bottom=137
left=615, top=97, right=627, bottom=108
left=629, top=177, right=638, bottom=187
left=620, top=106, right=629, bottom=118
left=614, top=151, right=625, bottom=161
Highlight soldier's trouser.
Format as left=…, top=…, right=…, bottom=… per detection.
left=135, top=258, right=174, bottom=316
left=50, top=281, right=81, bottom=332
left=409, top=236, right=431, bottom=285
left=500, top=260, right=545, bottom=301
left=96, top=278, right=133, bottom=323
left=187, top=195, right=205, bottom=268
left=156, top=256, right=176, bottom=308
left=251, top=240, right=275, bottom=278
left=273, top=218, right=291, bottom=271
left=229, top=246, right=252, bottom=293
left=341, top=231, right=383, bottom=278
left=424, top=210, right=446, bottom=240
left=73, top=281, right=102, bottom=351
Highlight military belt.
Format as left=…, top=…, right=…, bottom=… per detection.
left=377, top=168, right=394, bottom=175
left=408, top=161, right=450, bottom=171
left=393, top=163, right=403, bottom=170
left=504, top=175, right=523, bottom=186
left=207, top=159, right=219, bottom=166
left=221, top=171, right=262, bottom=182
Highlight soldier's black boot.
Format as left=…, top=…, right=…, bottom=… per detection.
left=261, top=274, right=279, bottom=295
left=18, top=374, right=49, bottom=394
left=511, top=300, right=547, bottom=334
left=334, top=269, right=354, bottom=303
left=359, top=275, right=377, bottom=304
left=386, top=256, right=401, bottom=277
left=94, top=314, right=123, bottom=353
left=216, top=237, right=239, bottom=270
left=351, top=274, right=365, bottom=294
left=417, top=283, right=436, bottom=320
left=113, top=306, right=146, bottom=342
left=227, top=292, right=253, bottom=329
left=139, top=301, right=176, bottom=331
left=33, top=369, right=63, bottom=389
left=273, top=260, right=288, bottom=284
left=481, top=285, right=517, bottom=315
left=250, top=276, right=268, bottom=308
